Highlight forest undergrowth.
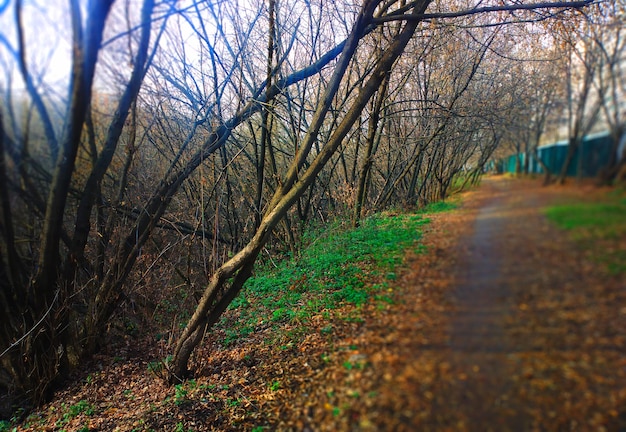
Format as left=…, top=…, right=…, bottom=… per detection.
left=2, top=200, right=455, bottom=431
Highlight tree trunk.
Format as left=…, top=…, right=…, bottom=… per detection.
left=169, top=0, right=431, bottom=381
left=557, top=137, right=578, bottom=184
left=353, top=74, right=388, bottom=226
left=597, top=128, right=625, bottom=185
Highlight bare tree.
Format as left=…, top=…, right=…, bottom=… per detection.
left=0, top=0, right=162, bottom=412
left=0, top=0, right=595, bottom=415
left=167, top=0, right=596, bottom=380
left=548, top=13, right=603, bottom=183
left=591, top=0, right=626, bottom=183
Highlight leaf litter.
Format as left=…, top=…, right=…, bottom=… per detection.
left=11, top=176, right=626, bottom=431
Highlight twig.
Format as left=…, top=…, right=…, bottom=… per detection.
left=0, top=289, right=60, bottom=358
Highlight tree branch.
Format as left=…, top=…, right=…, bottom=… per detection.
left=372, top=0, right=595, bottom=24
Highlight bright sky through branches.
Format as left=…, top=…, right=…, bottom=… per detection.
left=0, top=0, right=75, bottom=91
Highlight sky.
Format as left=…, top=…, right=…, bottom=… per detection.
left=0, top=0, right=74, bottom=92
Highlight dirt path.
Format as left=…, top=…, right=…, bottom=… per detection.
left=418, top=176, right=626, bottom=431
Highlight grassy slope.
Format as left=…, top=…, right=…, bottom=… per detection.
left=218, top=209, right=438, bottom=348
left=4, top=203, right=458, bottom=432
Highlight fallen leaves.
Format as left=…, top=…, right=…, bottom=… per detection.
left=11, top=177, right=626, bottom=431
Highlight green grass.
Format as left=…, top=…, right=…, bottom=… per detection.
left=420, top=200, right=457, bottom=214
left=54, top=400, right=95, bottom=429
left=545, top=196, right=626, bottom=275
left=251, top=213, right=427, bottom=296
left=218, top=212, right=429, bottom=346
left=545, top=199, right=626, bottom=237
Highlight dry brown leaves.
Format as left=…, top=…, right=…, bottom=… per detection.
left=14, top=176, right=626, bottom=431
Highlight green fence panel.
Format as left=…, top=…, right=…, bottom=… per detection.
left=500, top=132, right=614, bottom=177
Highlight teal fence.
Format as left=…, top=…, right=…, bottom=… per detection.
left=496, top=131, right=615, bottom=177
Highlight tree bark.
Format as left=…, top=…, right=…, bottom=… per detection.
left=353, top=73, right=388, bottom=227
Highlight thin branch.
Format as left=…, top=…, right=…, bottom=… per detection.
left=14, top=0, right=59, bottom=161
left=0, top=290, right=59, bottom=359
left=372, top=0, right=595, bottom=24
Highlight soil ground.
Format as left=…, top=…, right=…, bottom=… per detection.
left=11, top=176, right=626, bottom=431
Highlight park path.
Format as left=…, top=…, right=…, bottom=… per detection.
left=415, top=176, right=626, bottom=431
